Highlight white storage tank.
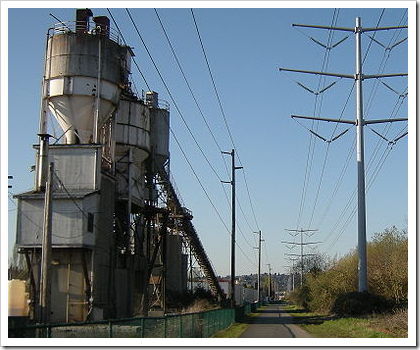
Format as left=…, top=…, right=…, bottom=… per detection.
left=44, top=13, right=132, bottom=144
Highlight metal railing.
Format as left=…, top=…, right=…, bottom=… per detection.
left=51, top=21, right=122, bottom=45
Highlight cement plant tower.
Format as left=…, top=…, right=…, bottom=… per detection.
left=13, top=9, right=223, bottom=323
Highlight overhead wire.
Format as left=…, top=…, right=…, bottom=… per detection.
left=126, top=9, right=225, bottom=185
left=312, top=8, right=386, bottom=244
left=107, top=8, right=150, bottom=93
left=324, top=94, right=407, bottom=252
left=125, top=8, right=257, bottom=268
left=306, top=9, right=342, bottom=229
left=190, top=8, right=261, bottom=234
left=153, top=8, right=230, bottom=178
left=290, top=8, right=407, bottom=257
left=152, top=8, right=257, bottom=265
left=154, top=8, right=256, bottom=261
left=290, top=9, right=341, bottom=232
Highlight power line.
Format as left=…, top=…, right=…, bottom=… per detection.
left=126, top=9, right=257, bottom=269
left=151, top=8, right=257, bottom=266
left=153, top=8, right=230, bottom=178
left=106, top=8, right=149, bottom=93
left=125, top=9, right=224, bottom=184
left=190, top=9, right=236, bottom=155
left=291, top=10, right=341, bottom=232
left=153, top=8, right=256, bottom=251
left=323, top=92, right=407, bottom=252
left=316, top=9, right=401, bottom=238
left=190, top=9, right=261, bottom=232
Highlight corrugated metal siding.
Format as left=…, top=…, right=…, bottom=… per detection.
left=16, top=195, right=97, bottom=248
left=50, top=147, right=99, bottom=190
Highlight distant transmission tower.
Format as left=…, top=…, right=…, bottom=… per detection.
left=282, top=229, right=320, bottom=286
left=279, top=17, right=408, bottom=292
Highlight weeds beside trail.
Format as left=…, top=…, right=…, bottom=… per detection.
left=284, top=303, right=407, bottom=338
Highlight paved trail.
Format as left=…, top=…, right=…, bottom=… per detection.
left=239, top=304, right=312, bottom=338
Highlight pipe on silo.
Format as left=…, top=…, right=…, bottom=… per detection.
left=93, top=16, right=110, bottom=38
left=36, top=134, right=51, bottom=192
left=76, top=8, right=93, bottom=33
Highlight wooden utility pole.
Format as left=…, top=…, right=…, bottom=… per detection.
left=254, top=230, right=263, bottom=303
left=266, top=263, right=272, bottom=300
left=39, top=162, right=54, bottom=324
left=222, top=149, right=243, bottom=308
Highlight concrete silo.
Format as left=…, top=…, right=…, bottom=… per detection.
left=14, top=8, right=173, bottom=323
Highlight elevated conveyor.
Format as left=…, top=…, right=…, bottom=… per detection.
left=160, top=170, right=226, bottom=301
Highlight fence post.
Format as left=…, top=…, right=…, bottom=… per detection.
left=141, top=318, right=145, bottom=338
left=191, top=314, right=194, bottom=337
left=47, top=326, right=51, bottom=338
left=164, top=317, right=167, bottom=338
left=179, top=316, right=183, bottom=338
left=108, top=320, right=113, bottom=338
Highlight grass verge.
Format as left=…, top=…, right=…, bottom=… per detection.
left=302, top=317, right=395, bottom=338
left=283, top=303, right=405, bottom=338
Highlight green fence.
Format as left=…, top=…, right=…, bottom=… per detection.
left=9, top=306, right=248, bottom=338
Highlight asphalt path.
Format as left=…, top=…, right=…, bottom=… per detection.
left=239, top=303, right=313, bottom=338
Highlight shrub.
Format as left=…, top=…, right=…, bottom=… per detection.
left=304, top=252, right=358, bottom=313
left=288, top=285, right=312, bottom=309
left=296, top=227, right=408, bottom=314
left=368, top=227, right=408, bottom=303
left=331, top=292, right=391, bottom=316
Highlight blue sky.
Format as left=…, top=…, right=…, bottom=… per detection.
left=5, top=3, right=413, bottom=277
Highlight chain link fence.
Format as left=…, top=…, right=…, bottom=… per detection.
left=9, top=304, right=259, bottom=338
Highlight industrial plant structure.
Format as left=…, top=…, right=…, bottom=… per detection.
left=13, top=9, right=224, bottom=324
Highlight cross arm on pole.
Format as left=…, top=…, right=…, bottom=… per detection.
left=281, top=241, right=298, bottom=245
left=363, top=25, right=408, bottom=33
left=285, top=229, right=318, bottom=232
left=292, top=23, right=354, bottom=32
left=364, top=118, right=408, bottom=125
left=292, top=115, right=355, bottom=125
left=364, top=73, right=408, bottom=79
left=279, top=67, right=353, bottom=79
left=282, top=241, right=322, bottom=245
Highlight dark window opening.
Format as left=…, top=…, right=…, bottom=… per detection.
left=87, top=213, right=94, bottom=232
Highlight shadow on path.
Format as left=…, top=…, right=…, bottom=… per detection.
left=239, top=303, right=315, bottom=338
left=244, top=305, right=336, bottom=326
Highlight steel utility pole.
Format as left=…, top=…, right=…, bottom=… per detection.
left=285, top=257, right=300, bottom=291
left=39, top=162, right=54, bottom=324
left=279, top=17, right=407, bottom=292
left=254, top=230, right=263, bottom=303
left=222, top=149, right=243, bottom=308
left=283, top=229, right=319, bottom=286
